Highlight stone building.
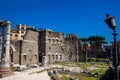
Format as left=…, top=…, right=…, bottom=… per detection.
left=87, top=43, right=106, bottom=58
left=38, top=29, right=65, bottom=64
left=10, top=27, right=39, bottom=66
left=105, top=41, right=120, bottom=60
left=20, top=29, right=39, bottom=66
left=10, top=24, right=27, bottom=40
left=8, top=24, right=86, bottom=66
left=10, top=40, right=20, bottom=64
left=65, top=34, right=84, bottom=62
left=9, top=27, right=66, bottom=66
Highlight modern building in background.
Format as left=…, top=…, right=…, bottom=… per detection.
left=10, top=24, right=27, bottom=40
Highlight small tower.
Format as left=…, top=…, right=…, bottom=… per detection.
left=17, top=24, right=26, bottom=40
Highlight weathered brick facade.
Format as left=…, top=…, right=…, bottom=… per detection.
left=20, top=30, right=39, bottom=66
left=10, top=29, right=39, bottom=66
left=65, top=34, right=85, bottom=62
left=10, top=41, right=21, bottom=64
left=9, top=25, right=85, bottom=66
left=38, top=29, right=65, bottom=64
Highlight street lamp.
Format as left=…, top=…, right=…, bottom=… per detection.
left=104, top=13, right=119, bottom=80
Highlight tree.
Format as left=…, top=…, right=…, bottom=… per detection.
left=79, top=38, right=88, bottom=44
left=88, top=36, right=107, bottom=45
left=87, top=36, right=107, bottom=58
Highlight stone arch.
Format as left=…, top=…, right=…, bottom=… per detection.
left=10, top=45, right=16, bottom=52
left=9, top=45, right=16, bottom=63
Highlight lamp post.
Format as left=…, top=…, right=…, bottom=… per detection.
left=104, top=14, right=119, bottom=80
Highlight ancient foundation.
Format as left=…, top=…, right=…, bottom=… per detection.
left=0, top=67, right=14, bottom=78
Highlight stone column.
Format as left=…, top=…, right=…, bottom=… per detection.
left=0, top=20, right=13, bottom=78
left=2, top=21, right=11, bottom=68
left=0, top=33, right=3, bottom=62
left=42, top=56, right=47, bottom=66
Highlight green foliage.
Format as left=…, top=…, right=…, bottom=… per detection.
left=60, top=74, right=99, bottom=80
left=91, top=69, right=107, bottom=74
left=51, top=61, right=109, bottom=68
left=49, top=72, right=60, bottom=80
left=81, top=64, right=88, bottom=71
left=89, top=62, right=108, bottom=66
left=87, top=36, right=107, bottom=45
left=96, top=58, right=109, bottom=63
left=60, top=75, right=70, bottom=80
left=10, top=66, right=16, bottom=72
left=87, top=58, right=96, bottom=62
left=87, top=58, right=109, bottom=63
left=52, top=61, right=66, bottom=66
left=79, top=38, right=88, bottom=43
left=52, top=62, right=109, bottom=80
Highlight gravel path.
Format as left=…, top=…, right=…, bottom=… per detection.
left=0, top=67, right=51, bottom=80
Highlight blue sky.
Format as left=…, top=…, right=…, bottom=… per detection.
left=0, top=0, right=120, bottom=43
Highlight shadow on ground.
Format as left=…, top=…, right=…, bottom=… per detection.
left=100, top=67, right=114, bottom=80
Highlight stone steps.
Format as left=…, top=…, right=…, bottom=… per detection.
left=0, top=68, right=14, bottom=78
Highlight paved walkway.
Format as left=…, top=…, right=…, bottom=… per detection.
left=0, top=67, right=51, bottom=80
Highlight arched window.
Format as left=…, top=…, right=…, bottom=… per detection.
left=35, top=54, right=37, bottom=59
left=56, top=55, right=58, bottom=60
left=49, top=39, right=51, bottom=43
left=23, top=55, right=27, bottom=62
left=60, top=55, right=62, bottom=60
left=49, top=47, right=51, bottom=51
left=48, top=55, right=50, bottom=61
left=52, top=55, right=54, bottom=60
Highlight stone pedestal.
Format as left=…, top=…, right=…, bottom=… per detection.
left=0, top=67, right=14, bottom=78
left=42, top=56, right=48, bottom=66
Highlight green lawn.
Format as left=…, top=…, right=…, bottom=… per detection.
left=52, top=60, right=110, bottom=80
left=52, top=61, right=109, bottom=68
left=60, top=74, right=99, bottom=80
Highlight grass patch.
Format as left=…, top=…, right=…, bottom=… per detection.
left=51, top=61, right=111, bottom=80
left=91, top=69, right=108, bottom=74
left=87, top=58, right=109, bottom=63
left=60, top=74, right=99, bottom=80
left=52, top=61, right=109, bottom=67
left=52, top=61, right=66, bottom=66
left=10, top=66, right=16, bottom=72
